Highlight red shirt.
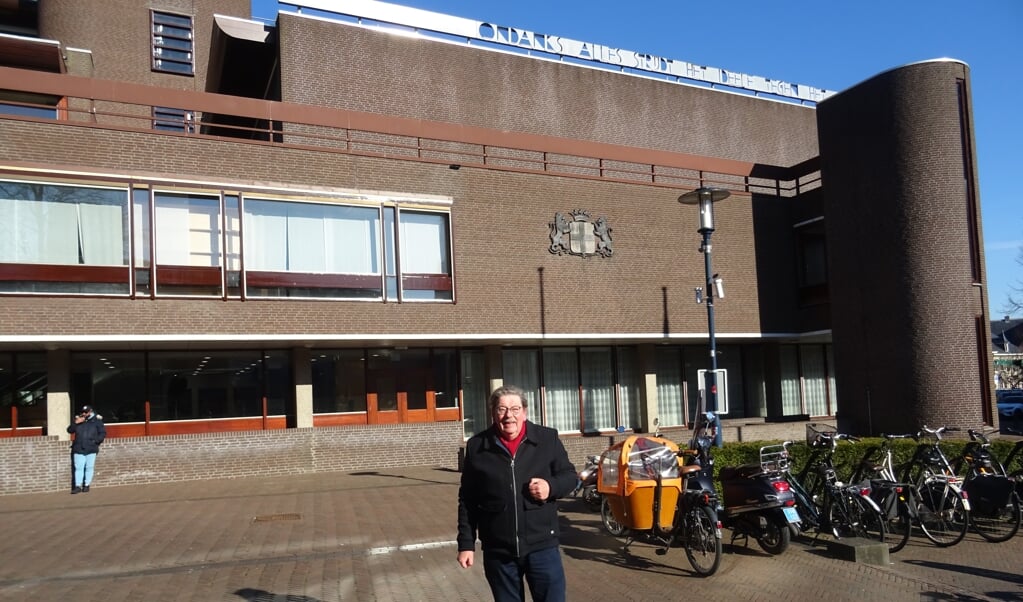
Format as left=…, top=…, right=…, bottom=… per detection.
left=499, top=422, right=527, bottom=457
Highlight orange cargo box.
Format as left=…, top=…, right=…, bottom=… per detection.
left=597, top=435, right=682, bottom=530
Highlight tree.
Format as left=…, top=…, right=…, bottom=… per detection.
left=1004, top=245, right=1023, bottom=316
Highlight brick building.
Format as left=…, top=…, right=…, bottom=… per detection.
left=0, top=0, right=995, bottom=494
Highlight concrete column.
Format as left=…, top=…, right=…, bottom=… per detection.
left=292, top=348, right=313, bottom=429
left=47, top=349, right=71, bottom=440
left=639, top=344, right=658, bottom=433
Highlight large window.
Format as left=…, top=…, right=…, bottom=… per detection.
left=152, top=11, right=194, bottom=75
left=0, top=175, right=452, bottom=302
left=0, top=181, right=127, bottom=266
left=70, top=350, right=289, bottom=423
left=0, top=180, right=130, bottom=294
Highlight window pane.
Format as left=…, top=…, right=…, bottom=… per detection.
left=656, top=346, right=684, bottom=427
left=0, top=353, right=47, bottom=428
left=400, top=211, right=449, bottom=273
left=400, top=349, right=429, bottom=410
left=154, top=192, right=220, bottom=266
left=780, top=345, right=802, bottom=415
left=616, top=346, right=642, bottom=430
left=148, top=351, right=264, bottom=420
left=502, top=349, right=540, bottom=413
left=243, top=199, right=380, bottom=273
left=801, top=345, right=827, bottom=417
left=581, top=347, right=614, bottom=432
left=0, top=181, right=127, bottom=266
left=433, top=349, right=458, bottom=409
left=71, top=352, right=146, bottom=424
left=367, top=348, right=398, bottom=411
left=827, top=345, right=838, bottom=415
left=312, top=349, right=367, bottom=413
left=543, top=348, right=579, bottom=432
left=461, top=350, right=488, bottom=437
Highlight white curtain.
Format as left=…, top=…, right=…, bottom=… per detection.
left=581, top=347, right=614, bottom=432
left=543, top=348, right=579, bottom=433
left=780, top=345, right=802, bottom=415
left=502, top=349, right=540, bottom=417
left=0, top=182, right=125, bottom=266
left=801, top=344, right=828, bottom=417
left=400, top=211, right=449, bottom=273
left=244, top=200, right=380, bottom=274
left=827, top=345, right=838, bottom=415
left=656, top=347, right=684, bottom=427
left=78, top=201, right=124, bottom=265
left=616, top=347, right=642, bottom=430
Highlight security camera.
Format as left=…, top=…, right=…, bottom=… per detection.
left=712, top=275, right=724, bottom=299
left=694, top=287, right=703, bottom=304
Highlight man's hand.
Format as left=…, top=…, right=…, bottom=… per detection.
left=528, top=477, right=550, bottom=501
left=457, top=550, right=474, bottom=568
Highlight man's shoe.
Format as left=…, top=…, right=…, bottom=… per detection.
left=71, top=487, right=82, bottom=494
left=82, top=486, right=90, bottom=493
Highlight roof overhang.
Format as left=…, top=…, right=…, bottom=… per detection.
left=0, top=32, right=63, bottom=73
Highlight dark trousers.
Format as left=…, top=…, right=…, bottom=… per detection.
left=482, top=545, right=566, bottom=602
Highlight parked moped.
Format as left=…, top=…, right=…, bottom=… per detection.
left=685, top=413, right=800, bottom=555
left=572, top=454, right=602, bottom=510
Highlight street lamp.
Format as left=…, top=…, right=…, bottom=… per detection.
left=679, top=186, right=730, bottom=447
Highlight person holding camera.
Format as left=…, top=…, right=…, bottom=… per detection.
left=67, top=404, right=106, bottom=494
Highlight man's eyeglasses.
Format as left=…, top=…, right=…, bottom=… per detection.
left=494, top=406, right=524, bottom=416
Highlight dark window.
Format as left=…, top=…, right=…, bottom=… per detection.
left=152, top=11, right=194, bottom=75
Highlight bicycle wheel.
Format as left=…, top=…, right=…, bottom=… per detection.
left=917, top=481, right=969, bottom=547
left=600, top=495, right=627, bottom=537
left=826, top=490, right=885, bottom=543
left=881, top=489, right=912, bottom=554
left=682, top=505, right=722, bottom=576
left=970, top=490, right=1021, bottom=543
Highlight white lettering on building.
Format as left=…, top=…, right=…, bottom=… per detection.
left=291, top=0, right=835, bottom=103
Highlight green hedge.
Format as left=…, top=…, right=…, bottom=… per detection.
left=709, top=437, right=1019, bottom=487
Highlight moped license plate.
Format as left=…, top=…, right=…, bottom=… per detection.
left=782, top=507, right=800, bottom=523
left=961, top=497, right=971, bottom=512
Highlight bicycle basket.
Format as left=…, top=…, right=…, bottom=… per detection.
left=806, top=423, right=838, bottom=447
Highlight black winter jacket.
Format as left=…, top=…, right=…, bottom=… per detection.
left=67, top=415, right=106, bottom=455
left=457, top=421, right=577, bottom=559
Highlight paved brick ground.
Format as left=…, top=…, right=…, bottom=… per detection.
left=0, top=468, right=1020, bottom=601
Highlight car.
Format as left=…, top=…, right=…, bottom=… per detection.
left=997, top=389, right=1023, bottom=420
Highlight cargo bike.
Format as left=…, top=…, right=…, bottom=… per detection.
left=597, top=434, right=723, bottom=576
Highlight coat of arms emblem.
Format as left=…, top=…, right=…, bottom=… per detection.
left=549, top=209, right=613, bottom=258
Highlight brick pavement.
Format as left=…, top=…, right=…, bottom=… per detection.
left=0, top=468, right=1020, bottom=601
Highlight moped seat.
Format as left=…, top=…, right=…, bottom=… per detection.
left=719, top=463, right=762, bottom=481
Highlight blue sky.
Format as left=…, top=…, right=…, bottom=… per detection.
left=253, top=0, right=1022, bottom=316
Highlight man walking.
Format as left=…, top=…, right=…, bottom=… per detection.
left=67, top=404, right=106, bottom=494
left=457, top=385, right=577, bottom=602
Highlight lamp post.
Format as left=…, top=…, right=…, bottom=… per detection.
left=679, top=186, right=730, bottom=447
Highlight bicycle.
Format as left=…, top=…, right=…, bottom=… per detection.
left=897, top=425, right=971, bottom=547
left=951, top=428, right=1021, bottom=542
left=848, top=433, right=918, bottom=553
left=784, top=428, right=886, bottom=545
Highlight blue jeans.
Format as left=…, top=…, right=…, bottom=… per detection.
left=73, top=453, right=97, bottom=487
left=482, top=545, right=566, bottom=602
